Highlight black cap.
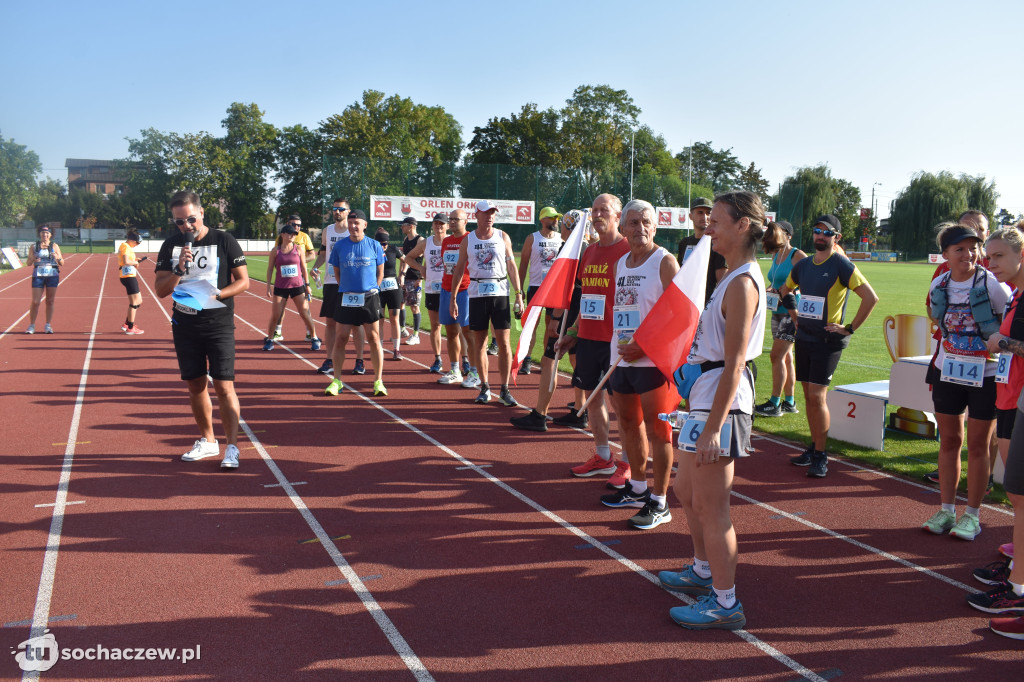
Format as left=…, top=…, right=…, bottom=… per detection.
left=776, top=220, right=794, bottom=236
left=813, top=215, right=842, bottom=234
left=349, top=209, right=367, bottom=221
left=940, top=225, right=983, bottom=251
left=690, top=197, right=713, bottom=211
left=432, top=212, right=449, bottom=223
left=400, top=217, right=418, bottom=225
left=374, top=229, right=390, bottom=244
left=287, top=214, right=301, bottom=222
left=280, top=223, right=299, bottom=235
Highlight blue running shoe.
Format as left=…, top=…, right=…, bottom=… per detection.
left=658, top=565, right=712, bottom=596
left=352, top=359, right=366, bottom=375
left=461, top=357, right=471, bottom=376
left=429, top=358, right=443, bottom=374
left=262, top=337, right=274, bottom=351
left=600, top=485, right=649, bottom=509
left=670, top=593, right=746, bottom=630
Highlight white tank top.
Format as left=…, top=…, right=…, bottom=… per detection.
left=609, top=246, right=670, bottom=368
left=687, top=261, right=767, bottom=412
left=528, top=230, right=564, bottom=287
left=423, top=236, right=445, bottom=294
left=322, top=224, right=346, bottom=285
left=466, top=229, right=509, bottom=297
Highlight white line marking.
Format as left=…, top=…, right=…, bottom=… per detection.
left=34, top=501, right=85, bottom=508
left=263, top=481, right=307, bottom=488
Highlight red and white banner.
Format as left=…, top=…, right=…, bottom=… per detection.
left=928, top=253, right=946, bottom=264
left=654, top=208, right=776, bottom=229
left=631, top=235, right=711, bottom=381
left=370, top=195, right=535, bottom=225
left=1, top=247, right=24, bottom=270
left=511, top=210, right=589, bottom=379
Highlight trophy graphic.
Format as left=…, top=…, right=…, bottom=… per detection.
left=884, top=314, right=939, bottom=437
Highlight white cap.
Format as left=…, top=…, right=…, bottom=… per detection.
left=475, top=199, right=499, bottom=212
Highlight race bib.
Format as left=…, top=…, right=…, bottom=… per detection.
left=797, top=295, right=825, bottom=320
left=941, top=354, right=985, bottom=387
left=679, top=412, right=733, bottom=456
left=580, top=294, right=606, bottom=321
left=613, top=305, right=640, bottom=347
left=342, top=292, right=365, bottom=307
left=477, top=280, right=503, bottom=297
left=427, top=280, right=442, bottom=294
left=280, top=264, right=299, bottom=278
left=442, top=251, right=459, bottom=273
left=381, top=277, right=398, bottom=291
left=765, top=291, right=780, bottom=310
left=995, top=353, right=1012, bottom=384
left=121, top=265, right=137, bottom=277
left=35, top=264, right=55, bottom=277
left=683, top=245, right=694, bottom=262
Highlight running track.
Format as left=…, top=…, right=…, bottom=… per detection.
left=1, top=254, right=1020, bottom=681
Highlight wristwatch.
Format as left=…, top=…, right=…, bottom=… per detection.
left=844, top=324, right=854, bottom=335
left=215, top=293, right=222, bottom=301
left=999, top=338, right=1010, bottom=350
left=173, top=265, right=186, bottom=276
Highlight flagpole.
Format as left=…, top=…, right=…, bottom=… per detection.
left=549, top=222, right=589, bottom=393
left=575, top=358, right=623, bottom=417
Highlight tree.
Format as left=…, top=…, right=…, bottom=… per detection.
left=467, top=103, right=564, bottom=167
left=675, top=141, right=742, bottom=192
left=737, top=162, right=771, bottom=206
left=560, top=84, right=640, bottom=191
left=889, top=171, right=998, bottom=259
left=220, top=102, right=278, bottom=238
left=996, top=208, right=1021, bottom=226
left=0, top=132, right=42, bottom=226
left=276, top=124, right=325, bottom=229
left=778, top=165, right=862, bottom=249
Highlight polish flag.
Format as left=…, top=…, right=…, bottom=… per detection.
left=512, top=211, right=589, bottom=380
left=631, top=235, right=711, bottom=381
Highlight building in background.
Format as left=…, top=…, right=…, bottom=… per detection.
left=65, top=159, right=126, bottom=196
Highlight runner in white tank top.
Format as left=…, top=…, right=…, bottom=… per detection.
left=400, top=213, right=452, bottom=374
left=609, top=245, right=670, bottom=369
left=524, top=229, right=564, bottom=287
left=466, top=229, right=510, bottom=298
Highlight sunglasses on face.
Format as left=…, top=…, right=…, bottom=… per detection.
left=173, top=216, right=198, bottom=227
left=332, top=207, right=349, bottom=212
left=813, top=227, right=838, bottom=237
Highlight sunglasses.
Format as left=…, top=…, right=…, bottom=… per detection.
left=813, top=227, right=838, bottom=237
left=173, top=216, right=198, bottom=227
left=332, top=207, right=349, bottom=212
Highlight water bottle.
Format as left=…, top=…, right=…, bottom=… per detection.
left=658, top=411, right=687, bottom=430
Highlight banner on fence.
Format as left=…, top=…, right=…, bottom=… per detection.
left=370, top=195, right=535, bottom=225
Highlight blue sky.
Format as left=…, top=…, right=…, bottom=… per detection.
left=3, top=0, right=1023, bottom=219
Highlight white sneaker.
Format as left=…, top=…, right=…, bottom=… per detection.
left=25, top=324, right=35, bottom=335
left=438, top=369, right=463, bottom=385
left=272, top=330, right=283, bottom=341
left=461, top=370, right=481, bottom=388
left=406, top=334, right=420, bottom=345
left=44, top=324, right=53, bottom=334
left=400, top=327, right=412, bottom=339
left=181, top=438, right=220, bottom=461
left=220, top=444, right=240, bottom=469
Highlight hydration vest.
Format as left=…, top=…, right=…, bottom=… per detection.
left=929, top=267, right=1000, bottom=340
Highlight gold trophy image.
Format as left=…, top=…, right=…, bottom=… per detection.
left=884, top=314, right=938, bottom=437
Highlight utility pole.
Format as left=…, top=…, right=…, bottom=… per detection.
left=686, top=141, right=692, bottom=212
left=629, top=130, right=635, bottom=201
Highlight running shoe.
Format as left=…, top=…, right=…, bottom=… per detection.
left=607, top=460, right=631, bottom=489
left=317, top=358, right=334, bottom=375
left=181, top=438, right=219, bottom=461
left=754, top=400, right=782, bottom=417
left=510, top=409, right=547, bottom=432
left=990, top=616, right=1024, bottom=640
left=967, top=582, right=1024, bottom=614
left=553, top=410, right=588, bottom=429
left=262, top=338, right=274, bottom=351
left=428, top=358, right=443, bottom=374
left=406, top=334, right=420, bottom=345
left=517, top=358, right=532, bottom=375
left=125, top=327, right=145, bottom=335
left=659, top=565, right=713, bottom=596
left=950, top=514, right=982, bottom=541
left=44, top=324, right=53, bottom=334
left=272, top=330, right=283, bottom=341
left=220, top=444, right=240, bottom=469
left=487, top=340, right=498, bottom=356
left=461, top=370, right=481, bottom=388
left=352, top=359, right=366, bottom=375
left=670, top=594, right=746, bottom=630
left=391, top=349, right=403, bottom=361
left=25, top=324, right=35, bottom=334
left=601, top=485, right=649, bottom=509
left=923, top=470, right=940, bottom=484
left=373, top=380, right=387, bottom=397
left=306, top=331, right=312, bottom=341
left=570, top=454, right=617, bottom=477
left=921, top=509, right=957, bottom=535
left=324, top=379, right=344, bottom=396
left=974, top=558, right=1012, bottom=586
left=780, top=400, right=799, bottom=414
left=311, top=337, right=322, bottom=351
left=438, top=369, right=463, bottom=385
left=400, top=327, right=412, bottom=339
left=121, top=323, right=129, bottom=332
left=807, top=452, right=828, bottom=478
left=987, top=475, right=995, bottom=495
left=790, top=447, right=813, bottom=466
left=461, top=357, right=471, bottom=376
left=629, top=501, right=672, bottom=529
left=474, top=388, right=491, bottom=404
left=498, top=388, right=517, bottom=407
left=1000, top=543, right=1015, bottom=559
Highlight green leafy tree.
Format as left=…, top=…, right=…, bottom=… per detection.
left=778, top=165, right=862, bottom=249
left=560, top=84, right=640, bottom=192
left=737, top=162, right=771, bottom=206
left=220, top=102, right=278, bottom=238
left=675, top=141, right=742, bottom=192
left=276, top=124, right=324, bottom=228
left=0, top=132, right=42, bottom=226
left=889, top=171, right=998, bottom=259
left=467, top=103, right=564, bottom=167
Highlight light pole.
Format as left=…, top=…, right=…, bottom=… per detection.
left=629, top=130, right=635, bottom=200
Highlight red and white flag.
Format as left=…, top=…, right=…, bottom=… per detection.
left=511, top=211, right=589, bottom=379
left=631, top=235, right=711, bottom=381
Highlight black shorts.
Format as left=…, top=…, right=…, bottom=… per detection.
left=545, top=334, right=577, bottom=360
left=274, top=285, right=306, bottom=299
left=320, top=284, right=339, bottom=318
left=424, top=293, right=441, bottom=312
left=1005, top=410, right=1024, bottom=495
left=526, top=285, right=540, bottom=304
left=120, top=277, right=140, bottom=295
left=333, top=291, right=382, bottom=326
left=171, top=319, right=236, bottom=382
left=997, top=407, right=1018, bottom=440
left=572, top=337, right=611, bottom=391
left=927, top=369, right=997, bottom=420
left=469, top=296, right=511, bottom=332
left=379, top=287, right=403, bottom=312
left=609, top=365, right=668, bottom=395
left=794, top=340, right=843, bottom=386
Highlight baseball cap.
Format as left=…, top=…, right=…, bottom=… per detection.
left=432, top=212, right=449, bottom=223
left=539, top=206, right=560, bottom=220
left=813, top=215, right=842, bottom=234
left=690, top=197, right=713, bottom=211
left=374, top=229, right=390, bottom=244
left=349, top=209, right=367, bottom=221
left=287, top=214, right=301, bottom=222
left=280, top=223, right=299, bottom=235
left=776, top=220, right=794, bottom=236
left=940, top=225, right=982, bottom=250
left=400, top=217, right=418, bottom=226
left=475, top=199, right=499, bottom=212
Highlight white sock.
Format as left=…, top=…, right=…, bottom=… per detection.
left=942, top=502, right=956, bottom=514
left=964, top=506, right=980, bottom=519
left=595, top=445, right=611, bottom=461
left=650, top=493, right=666, bottom=507
left=714, top=585, right=737, bottom=609
left=629, top=479, right=648, bottom=494
left=1012, top=580, right=1024, bottom=597
left=393, top=339, right=400, bottom=351
left=692, top=557, right=711, bottom=579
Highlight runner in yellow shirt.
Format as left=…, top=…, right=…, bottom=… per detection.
left=117, top=230, right=148, bottom=335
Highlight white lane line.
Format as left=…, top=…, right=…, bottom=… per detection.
left=23, top=256, right=106, bottom=682
left=1, top=256, right=94, bottom=340
left=34, top=501, right=85, bottom=508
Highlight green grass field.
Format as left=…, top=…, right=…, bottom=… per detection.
left=248, top=253, right=1004, bottom=503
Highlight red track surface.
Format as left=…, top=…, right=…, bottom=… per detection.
left=1, top=254, right=1021, bottom=681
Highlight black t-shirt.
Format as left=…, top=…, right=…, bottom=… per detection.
left=402, top=235, right=423, bottom=281
left=156, top=229, right=246, bottom=325
left=677, top=235, right=726, bottom=306
left=382, top=244, right=402, bottom=279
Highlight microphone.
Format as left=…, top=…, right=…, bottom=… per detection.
left=183, top=231, right=195, bottom=273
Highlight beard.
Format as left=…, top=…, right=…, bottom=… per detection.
left=814, top=241, right=830, bottom=252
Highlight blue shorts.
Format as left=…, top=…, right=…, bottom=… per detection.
left=32, top=274, right=60, bottom=289
left=439, top=289, right=469, bottom=327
